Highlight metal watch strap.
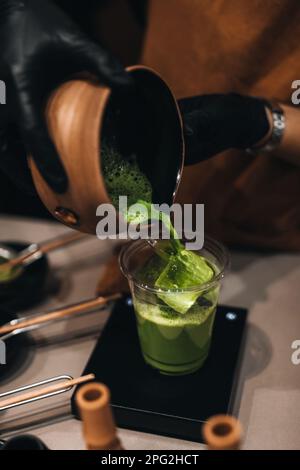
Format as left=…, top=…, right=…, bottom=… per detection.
left=247, top=101, right=286, bottom=154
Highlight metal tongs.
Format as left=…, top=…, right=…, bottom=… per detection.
left=0, top=374, right=95, bottom=412
left=0, top=293, right=120, bottom=413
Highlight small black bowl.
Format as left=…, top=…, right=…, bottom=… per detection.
left=0, top=242, right=49, bottom=311
left=1, top=435, right=48, bottom=450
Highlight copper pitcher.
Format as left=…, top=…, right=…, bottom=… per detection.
left=28, top=66, right=185, bottom=234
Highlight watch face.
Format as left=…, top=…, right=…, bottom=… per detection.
left=249, top=103, right=285, bottom=154
left=266, top=104, right=286, bottom=151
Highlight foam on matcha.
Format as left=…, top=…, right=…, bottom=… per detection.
left=101, top=143, right=152, bottom=208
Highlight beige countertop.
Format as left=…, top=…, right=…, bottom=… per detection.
left=0, top=215, right=300, bottom=450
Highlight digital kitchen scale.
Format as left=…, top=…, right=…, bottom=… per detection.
left=72, top=296, right=248, bottom=443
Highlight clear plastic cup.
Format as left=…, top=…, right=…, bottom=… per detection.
left=120, top=236, right=229, bottom=376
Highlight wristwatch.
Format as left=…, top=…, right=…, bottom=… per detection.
left=247, top=100, right=286, bottom=154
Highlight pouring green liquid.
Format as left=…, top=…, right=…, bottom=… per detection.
left=102, top=144, right=218, bottom=375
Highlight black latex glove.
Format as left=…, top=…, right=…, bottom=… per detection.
left=0, top=0, right=132, bottom=193
left=179, top=93, right=270, bottom=166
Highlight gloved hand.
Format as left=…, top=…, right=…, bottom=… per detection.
left=179, top=93, right=271, bottom=165
left=0, top=0, right=132, bottom=193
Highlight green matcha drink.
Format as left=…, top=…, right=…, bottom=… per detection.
left=134, top=293, right=217, bottom=375
left=120, top=240, right=227, bottom=376
left=102, top=142, right=228, bottom=375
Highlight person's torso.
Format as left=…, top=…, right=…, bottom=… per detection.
left=140, top=0, right=300, bottom=250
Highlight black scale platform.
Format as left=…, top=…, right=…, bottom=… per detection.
left=72, top=296, right=247, bottom=443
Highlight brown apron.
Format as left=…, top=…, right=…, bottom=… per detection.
left=102, top=0, right=300, bottom=250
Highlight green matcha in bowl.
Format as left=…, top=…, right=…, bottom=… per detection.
left=0, top=246, right=23, bottom=284
left=120, top=237, right=229, bottom=376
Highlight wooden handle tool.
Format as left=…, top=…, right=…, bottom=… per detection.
left=202, top=415, right=243, bottom=450
left=0, top=293, right=121, bottom=336
left=76, top=382, right=123, bottom=450
left=0, top=231, right=87, bottom=272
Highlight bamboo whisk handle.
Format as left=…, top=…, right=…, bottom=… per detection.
left=202, top=415, right=243, bottom=450
left=76, top=382, right=123, bottom=451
